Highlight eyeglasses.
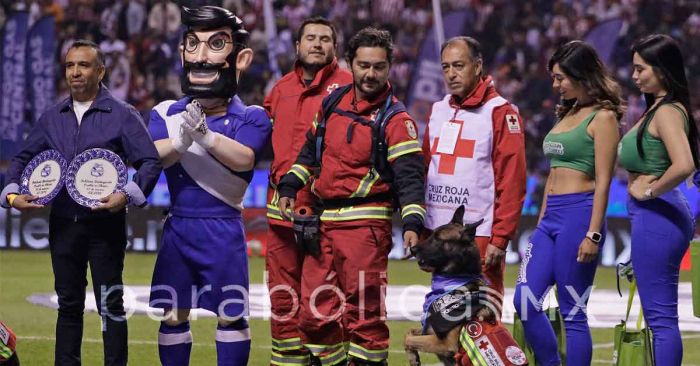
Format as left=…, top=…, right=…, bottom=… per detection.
left=184, top=33, right=234, bottom=53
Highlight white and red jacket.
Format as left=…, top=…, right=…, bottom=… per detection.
left=264, top=58, right=352, bottom=226
left=422, top=76, right=526, bottom=249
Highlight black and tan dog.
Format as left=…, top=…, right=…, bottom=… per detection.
left=404, top=206, right=524, bottom=366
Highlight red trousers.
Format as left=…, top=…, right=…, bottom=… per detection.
left=475, top=236, right=505, bottom=310
left=299, top=221, right=393, bottom=364
left=266, top=223, right=307, bottom=362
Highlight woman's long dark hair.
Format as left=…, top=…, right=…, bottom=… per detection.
left=632, top=34, right=699, bottom=168
left=547, top=40, right=625, bottom=121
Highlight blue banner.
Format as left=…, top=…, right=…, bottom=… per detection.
left=584, top=18, right=623, bottom=65
left=405, top=9, right=472, bottom=136
left=0, top=11, right=29, bottom=161
left=26, top=15, right=55, bottom=126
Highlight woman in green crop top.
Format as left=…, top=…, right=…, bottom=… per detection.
left=618, top=34, right=699, bottom=366
left=513, top=41, right=624, bottom=366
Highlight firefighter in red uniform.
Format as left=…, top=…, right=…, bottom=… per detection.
left=422, top=36, right=526, bottom=310
left=277, top=27, right=425, bottom=366
left=264, top=17, right=352, bottom=366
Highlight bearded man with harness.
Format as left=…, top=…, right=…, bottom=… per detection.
left=147, top=6, right=270, bottom=366
left=277, top=27, right=425, bottom=366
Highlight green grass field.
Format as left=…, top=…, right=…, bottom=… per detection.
left=1, top=251, right=699, bottom=365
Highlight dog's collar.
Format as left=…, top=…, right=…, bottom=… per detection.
left=430, top=274, right=480, bottom=291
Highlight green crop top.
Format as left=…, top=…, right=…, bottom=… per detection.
left=542, top=110, right=598, bottom=177
left=618, top=104, right=689, bottom=177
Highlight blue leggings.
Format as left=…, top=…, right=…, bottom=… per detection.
left=513, top=192, right=604, bottom=366
left=629, top=188, right=693, bottom=366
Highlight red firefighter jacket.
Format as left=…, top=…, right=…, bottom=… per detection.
left=264, top=58, right=352, bottom=226
left=278, top=84, right=426, bottom=233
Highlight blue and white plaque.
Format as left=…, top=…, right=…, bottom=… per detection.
left=66, top=148, right=128, bottom=208
left=20, top=149, right=68, bottom=205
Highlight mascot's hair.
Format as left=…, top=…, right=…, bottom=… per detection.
left=181, top=6, right=249, bottom=47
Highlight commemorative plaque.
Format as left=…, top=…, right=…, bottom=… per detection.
left=65, top=148, right=128, bottom=207
left=19, top=149, right=67, bottom=205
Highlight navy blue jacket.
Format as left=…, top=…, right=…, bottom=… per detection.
left=2, top=86, right=162, bottom=219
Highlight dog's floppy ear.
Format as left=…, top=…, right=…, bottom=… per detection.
left=451, top=205, right=465, bottom=225
left=460, top=218, right=484, bottom=242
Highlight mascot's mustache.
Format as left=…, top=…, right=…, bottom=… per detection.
left=186, top=61, right=226, bottom=70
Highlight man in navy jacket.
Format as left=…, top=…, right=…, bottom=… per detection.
left=0, top=40, right=161, bottom=366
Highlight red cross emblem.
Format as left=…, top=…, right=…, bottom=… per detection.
left=506, top=114, right=521, bottom=133
left=479, top=340, right=489, bottom=350
left=430, top=120, right=475, bottom=175
left=326, top=83, right=339, bottom=94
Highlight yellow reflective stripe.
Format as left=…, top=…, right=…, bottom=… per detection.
left=290, top=171, right=307, bottom=183
left=267, top=204, right=283, bottom=220
left=387, top=140, right=421, bottom=161
left=270, top=350, right=309, bottom=365
left=267, top=189, right=283, bottom=219
left=347, top=342, right=389, bottom=355
left=347, top=343, right=388, bottom=362
left=272, top=336, right=302, bottom=345
left=312, top=113, right=318, bottom=130
left=320, top=207, right=393, bottom=222
left=270, top=189, right=280, bottom=205
left=459, top=329, right=488, bottom=366
left=350, top=169, right=381, bottom=198
left=289, top=164, right=312, bottom=184
left=0, top=344, right=12, bottom=359
left=266, top=189, right=293, bottom=220
left=401, top=204, right=426, bottom=220
left=304, top=342, right=345, bottom=355
left=319, top=347, right=347, bottom=365
left=271, top=337, right=304, bottom=351
left=388, top=140, right=419, bottom=153
left=321, top=214, right=392, bottom=221
left=267, top=212, right=284, bottom=221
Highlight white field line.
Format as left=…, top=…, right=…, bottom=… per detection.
left=20, top=333, right=700, bottom=362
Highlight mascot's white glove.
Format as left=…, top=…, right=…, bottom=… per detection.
left=171, top=123, right=193, bottom=153
left=181, top=100, right=217, bottom=149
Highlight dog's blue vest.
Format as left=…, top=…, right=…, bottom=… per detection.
left=421, top=274, right=482, bottom=334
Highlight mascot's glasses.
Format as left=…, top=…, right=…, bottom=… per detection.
left=184, top=33, right=234, bottom=53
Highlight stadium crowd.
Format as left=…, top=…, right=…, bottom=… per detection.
left=0, top=0, right=698, bottom=170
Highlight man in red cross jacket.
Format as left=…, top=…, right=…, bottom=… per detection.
left=422, top=36, right=526, bottom=310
